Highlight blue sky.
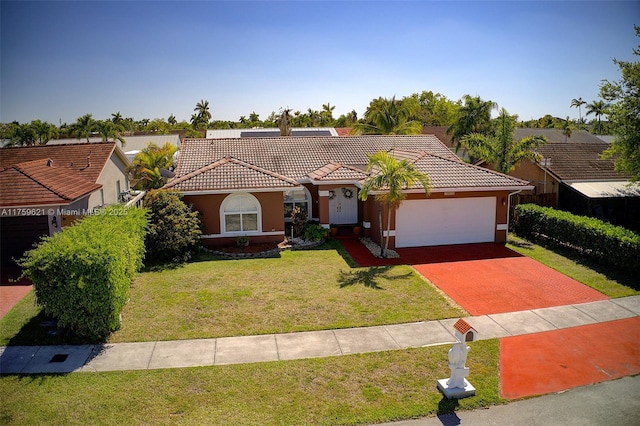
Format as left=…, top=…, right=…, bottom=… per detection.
left=1, top=1, right=638, bottom=126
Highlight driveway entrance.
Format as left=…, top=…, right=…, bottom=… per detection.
left=337, top=239, right=609, bottom=315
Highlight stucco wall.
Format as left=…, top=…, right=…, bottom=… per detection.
left=183, top=191, right=286, bottom=248
left=89, top=152, right=130, bottom=208
left=364, top=190, right=513, bottom=249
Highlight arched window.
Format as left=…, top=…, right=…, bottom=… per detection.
left=220, top=193, right=261, bottom=234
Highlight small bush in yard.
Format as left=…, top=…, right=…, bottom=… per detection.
left=19, top=206, right=147, bottom=342
left=303, top=223, right=327, bottom=241
left=143, top=189, right=203, bottom=263
left=514, top=203, right=640, bottom=275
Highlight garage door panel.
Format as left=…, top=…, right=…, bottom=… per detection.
left=396, top=197, right=496, bottom=247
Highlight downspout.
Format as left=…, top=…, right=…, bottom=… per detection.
left=506, top=190, right=523, bottom=242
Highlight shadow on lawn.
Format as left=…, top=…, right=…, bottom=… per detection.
left=337, top=266, right=413, bottom=289
left=5, top=310, right=105, bottom=347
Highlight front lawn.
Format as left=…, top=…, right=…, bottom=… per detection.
left=1, top=241, right=465, bottom=345
left=111, top=242, right=464, bottom=343
left=0, top=340, right=504, bottom=425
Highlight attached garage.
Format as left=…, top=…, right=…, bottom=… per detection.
left=395, top=197, right=497, bottom=247
left=1, top=215, right=49, bottom=267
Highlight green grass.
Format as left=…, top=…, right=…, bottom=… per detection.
left=0, top=339, right=504, bottom=426
left=0, top=241, right=465, bottom=346
left=507, top=235, right=640, bottom=298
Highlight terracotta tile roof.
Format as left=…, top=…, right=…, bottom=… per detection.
left=535, top=142, right=626, bottom=181
left=415, top=153, right=530, bottom=189
left=0, top=142, right=119, bottom=184
left=454, top=319, right=475, bottom=334
left=170, top=136, right=530, bottom=192
left=307, top=162, right=369, bottom=181
left=515, top=128, right=604, bottom=144
left=165, top=156, right=299, bottom=192
left=0, top=159, right=102, bottom=207
left=0, top=142, right=120, bottom=207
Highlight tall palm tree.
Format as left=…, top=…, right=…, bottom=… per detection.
left=585, top=100, right=610, bottom=135
left=570, top=97, right=586, bottom=126
left=111, top=111, right=123, bottom=125
left=72, top=114, right=97, bottom=142
left=277, top=109, right=292, bottom=136
left=460, top=108, right=547, bottom=174
left=321, top=103, right=335, bottom=125
left=358, top=151, right=431, bottom=257
left=353, top=96, right=422, bottom=135
left=96, top=120, right=126, bottom=145
left=447, top=95, right=497, bottom=153
left=194, top=99, right=211, bottom=129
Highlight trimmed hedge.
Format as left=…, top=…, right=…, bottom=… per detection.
left=514, top=204, right=640, bottom=275
left=20, top=206, right=148, bottom=342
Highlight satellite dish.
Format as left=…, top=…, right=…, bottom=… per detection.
left=160, top=168, right=175, bottom=178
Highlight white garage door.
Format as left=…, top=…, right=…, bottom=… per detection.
left=395, top=197, right=496, bottom=247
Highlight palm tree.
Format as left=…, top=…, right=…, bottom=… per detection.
left=277, top=109, right=292, bottom=136
left=71, top=114, right=97, bottom=142
left=194, top=99, right=211, bottom=129
left=321, top=103, right=335, bottom=125
left=460, top=108, right=547, bottom=174
left=561, top=116, right=574, bottom=142
left=128, top=142, right=178, bottom=190
left=167, top=114, right=177, bottom=126
left=31, top=120, right=58, bottom=144
left=585, top=100, right=610, bottom=135
left=570, top=98, right=586, bottom=126
left=111, top=112, right=123, bottom=125
left=353, top=96, right=422, bottom=135
left=358, top=151, right=431, bottom=257
left=447, top=95, right=497, bottom=153
left=95, top=120, right=126, bottom=145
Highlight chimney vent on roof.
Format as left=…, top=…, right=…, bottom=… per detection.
left=87, top=151, right=92, bottom=168
left=47, top=159, right=53, bottom=167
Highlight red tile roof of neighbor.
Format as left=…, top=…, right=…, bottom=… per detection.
left=0, top=142, right=119, bottom=207
left=169, top=136, right=531, bottom=192
left=0, top=159, right=102, bottom=206
left=536, top=142, right=627, bottom=181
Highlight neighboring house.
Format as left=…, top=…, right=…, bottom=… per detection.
left=507, top=141, right=640, bottom=230
left=0, top=142, right=131, bottom=266
left=164, top=136, right=532, bottom=250
left=206, top=128, right=338, bottom=139
left=47, top=133, right=182, bottom=162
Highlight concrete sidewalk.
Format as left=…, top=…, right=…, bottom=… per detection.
left=2, top=296, right=638, bottom=374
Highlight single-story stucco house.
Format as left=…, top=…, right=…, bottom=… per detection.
left=164, top=135, right=532, bottom=250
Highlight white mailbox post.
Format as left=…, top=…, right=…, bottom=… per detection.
left=437, top=319, right=477, bottom=399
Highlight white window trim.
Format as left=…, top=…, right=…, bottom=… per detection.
left=219, top=192, right=262, bottom=235
left=284, top=187, right=312, bottom=222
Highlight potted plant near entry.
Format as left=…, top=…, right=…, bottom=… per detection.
left=352, top=223, right=362, bottom=236
left=236, top=235, right=250, bottom=247
left=330, top=224, right=339, bottom=237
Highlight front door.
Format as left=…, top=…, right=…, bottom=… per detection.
left=328, top=187, right=358, bottom=224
